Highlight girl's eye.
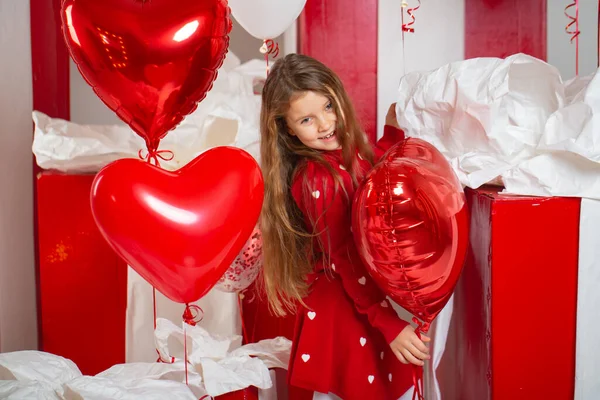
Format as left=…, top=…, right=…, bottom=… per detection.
left=300, top=117, right=311, bottom=124
left=325, top=102, right=333, bottom=111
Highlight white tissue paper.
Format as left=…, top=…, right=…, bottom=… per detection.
left=502, top=70, right=600, bottom=198
left=0, top=351, right=197, bottom=400
left=125, top=267, right=242, bottom=364
left=396, top=53, right=600, bottom=200
left=0, top=351, right=81, bottom=399
left=0, top=321, right=291, bottom=399
left=0, top=381, right=61, bottom=400
left=32, top=58, right=265, bottom=173
left=395, top=53, right=565, bottom=189
left=154, top=318, right=291, bottom=397
left=63, top=376, right=198, bottom=400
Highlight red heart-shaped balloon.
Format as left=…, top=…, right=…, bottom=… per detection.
left=90, top=147, right=264, bottom=304
left=353, top=138, right=469, bottom=330
left=61, top=0, right=231, bottom=152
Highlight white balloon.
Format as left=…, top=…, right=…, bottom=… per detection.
left=229, top=0, right=307, bottom=40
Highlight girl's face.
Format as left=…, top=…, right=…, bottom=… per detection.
left=284, top=91, right=340, bottom=151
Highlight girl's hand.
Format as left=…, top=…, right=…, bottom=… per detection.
left=389, top=325, right=431, bottom=366
left=385, top=103, right=400, bottom=129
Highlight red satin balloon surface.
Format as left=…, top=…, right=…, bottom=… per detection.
left=61, top=0, right=231, bottom=152
left=353, top=138, right=469, bottom=328
left=90, top=147, right=264, bottom=304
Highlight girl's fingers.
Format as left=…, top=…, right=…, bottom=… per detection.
left=408, top=342, right=430, bottom=361
left=401, top=349, right=424, bottom=366
left=393, top=349, right=409, bottom=364
left=412, top=337, right=430, bottom=354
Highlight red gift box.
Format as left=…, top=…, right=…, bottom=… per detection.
left=437, top=187, right=579, bottom=400
left=36, top=171, right=128, bottom=375
left=216, top=387, right=259, bottom=400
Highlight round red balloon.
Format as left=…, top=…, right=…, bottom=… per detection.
left=352, top=138, right=469, bottom=329
left=61, top=0, right=231, bottom=152
left=90, top=147, right=264, bottom=304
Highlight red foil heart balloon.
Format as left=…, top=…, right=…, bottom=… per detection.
left=61, top=0, right=231, bottom=152
left=352, top=138, right=469, bottom=329
left=90, top=147, right=264, bottom=304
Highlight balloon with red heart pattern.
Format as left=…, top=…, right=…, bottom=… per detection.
left=90, top=147, right=264, bottom=304
left=215, top=226, right=263, bottom=293
left=61, top=0, right=231, bottom=153
left=352, top=138, right=469, bottom=331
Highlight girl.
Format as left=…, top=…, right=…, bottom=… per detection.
left=260, top=54, right=430, bottom=400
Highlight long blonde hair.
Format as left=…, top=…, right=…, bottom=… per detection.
left=260, top=54, right=374, bottom=316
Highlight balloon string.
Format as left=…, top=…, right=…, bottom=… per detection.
left=138, top=148, right=174, bottom=168
left=565, top=0, right=580, bottom=76
left=182, top=304, right=203, bottom=388
left=400, top=1, right=420, bottom=77
left=238, top=292, right=249, bottom=343
left=184, top=322, right=189, bottom=385
left=260, top=39, right=280, bottom=76
left=410, top=317, right=429, bottom=400
left=153, top=288, right=175, bottom=363
left=153, top=288, right=157, bottom=330
left=401, top=3, right=406, bottom=77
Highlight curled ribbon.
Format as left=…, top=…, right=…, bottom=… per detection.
left=564, top=0, right=580, bottom=75
left=402, top=0, right=421, bottom=33
left=182, top=303, right=204, bottom=326
left=259, top=39, right=280, bottom=58
left=259, top=39, right=280, bottom=75
left=411, top=317, right=430, bottom=400
left=137, top=148, right=174, bottom=168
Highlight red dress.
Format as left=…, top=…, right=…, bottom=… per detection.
left=288, top=126, right=413, bottom=399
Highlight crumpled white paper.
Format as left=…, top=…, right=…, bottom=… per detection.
left=154, top=318, right=291, bottom=397
left=0, top=321, right=291, bottom=399
left=396, top=53, right=565, bottom=189
left=0, top=351, right=81, bottom=399
left=32, top=58, right=264, bottom=173
left=395, top=53, right=600, bottom=199
left=502, top=69, right=600, bottom=198
left=63, top=375, right=199, bottom=400
left=125, top=267, right=242, bottom=364
left=0, top=351, right=198, bottom=400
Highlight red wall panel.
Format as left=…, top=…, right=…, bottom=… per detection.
left=298, top=0, right=379, bottom=141
left=465, top=0, right=547, bottom=60
left=30, top=0, right=71, bottom=349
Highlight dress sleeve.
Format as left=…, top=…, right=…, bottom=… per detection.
left=374, top=125, right=405, bottom=159
left=291, top=162, right=408, bottom=344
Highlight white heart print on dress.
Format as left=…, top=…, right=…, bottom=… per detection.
left=368, top=375, right=375, bottom=384
left=312, top=190, right=320, bottom=199
left=360, top=337, right=367, bottom=346
left=302, top=354, right=310, bottom=362
left=307, top=311, right=316, bottom=320
left=358, top=276, right=366, bottom=285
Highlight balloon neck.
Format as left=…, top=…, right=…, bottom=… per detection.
left=412, top=316, right=430, bottom=336
left=137, top=148, right=174, bottom=167
left=182, top=304, right=203, bottom=326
